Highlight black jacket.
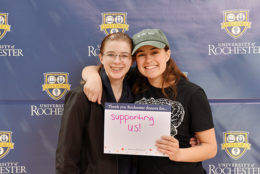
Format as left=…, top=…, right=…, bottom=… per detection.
left=56, top=69, right=134, bottom=174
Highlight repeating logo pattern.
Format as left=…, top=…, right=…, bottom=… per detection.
left=100, top=12, right=129, bottom=35
left=42, top=72, right=71, bottom=100
left=221, top=131, right=251, bottom=160
left=0, top=13, right=11, bottom=40
left=0, top=131, right=14, bottom=159
left=221, top=10, right=251, bottom=39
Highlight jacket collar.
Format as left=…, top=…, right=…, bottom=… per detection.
left=100, top=68, right=133, bottom=107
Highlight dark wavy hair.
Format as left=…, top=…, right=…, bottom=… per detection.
left=132, top=46, right=188, bottom=99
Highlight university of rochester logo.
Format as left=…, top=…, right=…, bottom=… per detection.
left=0, top=131, right=14, bottom=159
left=221, top=10, right=251, bottom=39
left=0, top=13, right=11, bottom=40
left=100, top=12, right=129, bottom=35
left=221, top=131, right=251, bottom=160
left=42, top=72, right=71, bottom=100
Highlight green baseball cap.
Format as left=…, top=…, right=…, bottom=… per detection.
left=132, top=29, right=170, bottom=55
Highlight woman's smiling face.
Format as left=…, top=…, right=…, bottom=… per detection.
left=135, top=45, right=171, bottom=87
left=99, top=40, right=132, bottom=82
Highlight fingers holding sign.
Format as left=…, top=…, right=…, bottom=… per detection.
left=156, top=136, right=180, bottom=161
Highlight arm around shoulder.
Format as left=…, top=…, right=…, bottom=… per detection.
left=82, top=65, right=102, bottom=104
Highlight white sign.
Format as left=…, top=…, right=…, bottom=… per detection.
left=104, top=102, right=171, bottom=157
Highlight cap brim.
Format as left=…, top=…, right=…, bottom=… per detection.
left=132, top=41, right=166, bottom=55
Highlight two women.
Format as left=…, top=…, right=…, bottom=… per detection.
left=82, top=29, right=217, bottom=173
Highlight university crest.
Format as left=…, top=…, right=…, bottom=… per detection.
left=0, top=131, right=14, bottom=159
left=42, top=72, right=71, bottom=100
left=100, top=12, right=129, bottom=35
left=221, top=10, right=251, bottom=39
left=221, top=131, right=251, bottom=160
left=0, top=13, right=11, bottom=40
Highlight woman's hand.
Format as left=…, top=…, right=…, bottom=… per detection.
left=82, top=66, right=102, bottom=104
left=156, top=136, right=179, bottom=161
left=83, top=76, right=102, bottom=104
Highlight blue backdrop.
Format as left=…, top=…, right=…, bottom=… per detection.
left=1, top=0, right=260, bottom=173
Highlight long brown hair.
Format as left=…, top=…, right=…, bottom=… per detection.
left=133, top=46, right=188, bottom=99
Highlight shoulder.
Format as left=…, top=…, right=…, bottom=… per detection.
left=178, top=78, right=202, bottom=94
left=68, top=85, right=85, bottom=95
left=64, top=85, right=89, bottom=105
left=62, top=85, right=92, bottom=122
left=177, top=78, right=209, bottom=102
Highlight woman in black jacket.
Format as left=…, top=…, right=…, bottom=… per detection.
left=56, top=32, right=136, bottom=174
